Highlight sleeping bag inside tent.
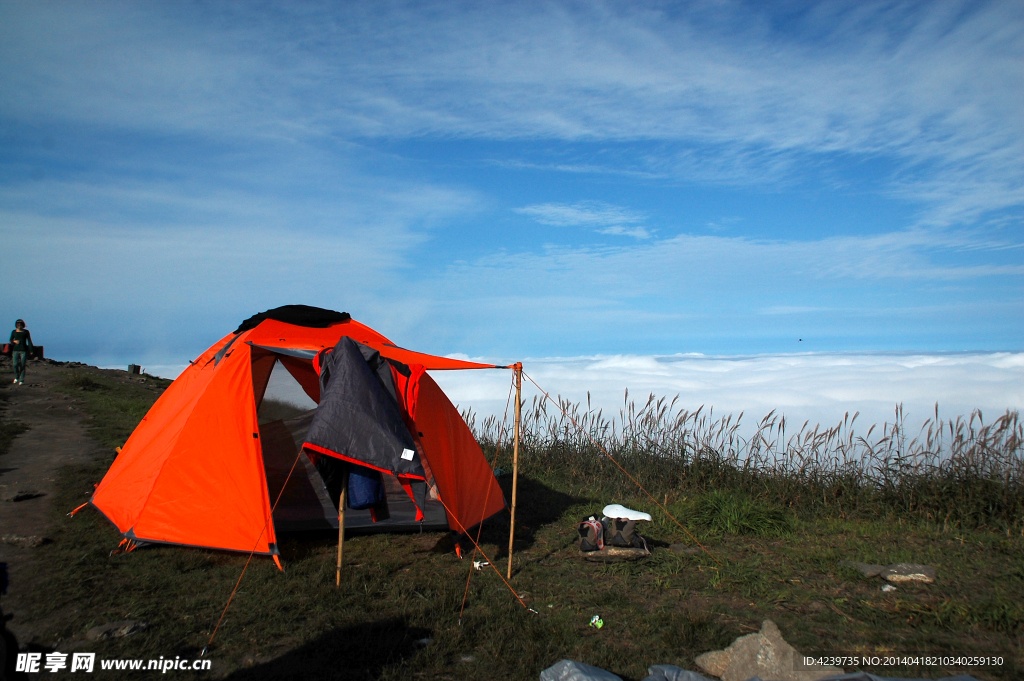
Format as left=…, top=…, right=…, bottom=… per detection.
left=87, top=305, right=508, bottom=558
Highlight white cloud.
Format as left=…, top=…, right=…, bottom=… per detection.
left=432, top=351, right=1024, bottom=437
left=597, top=225, right=651, bottom=239
left=1, top=1, right=1020, bottom=226
left=5, top=165, right=1018, bottom=367
left=517, top=201, right=645, bottom=228
left=0, top=169, right=483, bottom=361
left=395, top=222, right=1024, bottom=359
left=517, top=201, right=650, bottom=238
left=439, top=227, right=1022, bottom=304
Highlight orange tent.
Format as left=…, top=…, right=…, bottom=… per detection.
left=88, top=306, right=509, bottom=559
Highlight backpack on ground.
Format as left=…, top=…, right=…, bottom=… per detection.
left=603, top=516, right=649, bottom=550
left=577, top=515, right=604, bottom=551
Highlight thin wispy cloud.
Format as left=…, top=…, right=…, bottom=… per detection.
left=412, top=225, right=1023, bottom=357
left=2, top=1, right=1021, bottom=226
left=488, top=158, right=663, bottom=180
left=597, top=225, right=651, bottom=239
left=447, top=228, right=1022, bottom=297
left=517, top=201, right=650, bottom=238
left=0, top=168, right=483, bottom=361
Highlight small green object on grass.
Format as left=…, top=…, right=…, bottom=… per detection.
left=589, top=615, right=603, bottom=629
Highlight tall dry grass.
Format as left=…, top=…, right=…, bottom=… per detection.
left=466, top=393, right=1023, bottom=530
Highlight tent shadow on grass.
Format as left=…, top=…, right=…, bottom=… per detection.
left=473, top=475, right=586, bottom=558
left=223, top=618, right=431, bottom=681
left=269, top=475, right=585, bottom=562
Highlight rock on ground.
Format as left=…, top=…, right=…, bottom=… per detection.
left=580, top=546, right=650, bottom=562
left=1, top=534, right=47, bottom=548
left=85, top=620, right=148, bottom=641
left=880, top=563, right=935, bottom=584
left=694, top=619, right=842, bottom=681
left=839, top=560, right=936, bottom=584
left=838, top=561, right=886, bottom=578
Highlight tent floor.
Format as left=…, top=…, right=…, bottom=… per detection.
left=261, top=415, right=450, bottom=534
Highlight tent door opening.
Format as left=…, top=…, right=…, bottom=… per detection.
left=254, top=354, right=448, bottom=534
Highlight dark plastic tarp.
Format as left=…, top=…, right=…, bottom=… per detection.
left=538, top=661, right=982, bottom=681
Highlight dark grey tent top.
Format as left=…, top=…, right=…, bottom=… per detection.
left=234, top=305, right=351, bottom=334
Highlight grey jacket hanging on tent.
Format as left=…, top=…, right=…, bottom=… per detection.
left=303, top=336, right=424, bottom=518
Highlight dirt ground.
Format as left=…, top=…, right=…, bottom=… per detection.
left=0, top=357, right=106, bottom=645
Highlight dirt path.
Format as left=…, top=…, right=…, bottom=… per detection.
left=0, top=358, right=106, bottom=644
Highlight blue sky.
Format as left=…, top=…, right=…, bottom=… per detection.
left=1, top=1, right=1022, bottom=421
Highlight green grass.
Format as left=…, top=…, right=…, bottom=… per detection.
left=54, top=367, right=172, bottom=451
left=23, top=468, right=1022, bottom=680
left=7, top=373, right=1023, bottom=679
left=684, top=490, right=793, bottom=539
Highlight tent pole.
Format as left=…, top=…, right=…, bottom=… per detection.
left=507, top=363, right=522, bottom=580
left=336, top=468, right=348, bottom=587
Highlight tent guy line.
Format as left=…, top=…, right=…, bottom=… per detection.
left=210, top=370, right=531, bottom=656
left=203, top=441, right=306, bottom=656
left=461, top=374, right=517, bottom=621
left=435, top=491, right=537, bottom=615
left=207, top=356, right=528, bottom=655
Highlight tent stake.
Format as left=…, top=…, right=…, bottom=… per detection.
left=336, top=468, right=348, bottom=587
left=507, top=363, right=522, bottom=580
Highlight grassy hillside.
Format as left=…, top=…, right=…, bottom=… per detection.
left=7, top=366, right=1021, bottom=680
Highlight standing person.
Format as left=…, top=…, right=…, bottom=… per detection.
left=9, top=319, right=32, bottom=385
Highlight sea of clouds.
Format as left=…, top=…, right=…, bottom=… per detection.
left=433, top=352, right=1024, bottom=436
left=143, top=351, right=1022, bottom=436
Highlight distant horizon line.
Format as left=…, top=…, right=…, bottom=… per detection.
left=90, top=347, right=1024, bottom=364
left=71, top=347, right=1024, bottom=375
